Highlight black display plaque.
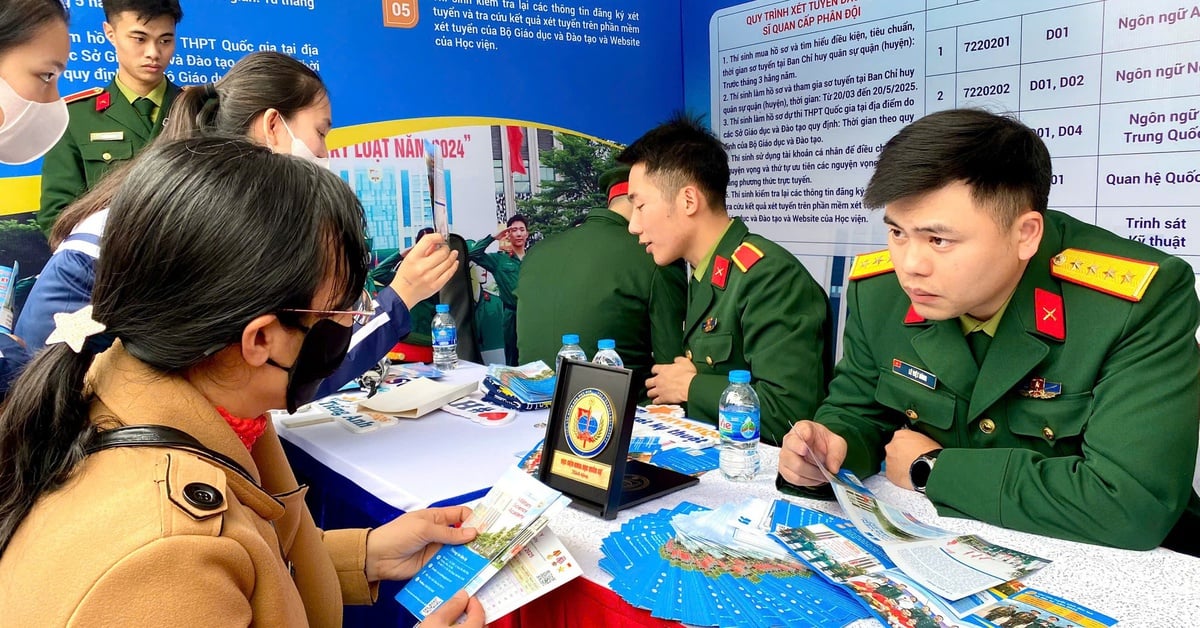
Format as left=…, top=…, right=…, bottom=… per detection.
left=536, top=359, right=698, bottom=519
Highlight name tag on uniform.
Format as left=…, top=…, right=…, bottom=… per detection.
left=892, top=359, right=937, bottom=390
left=90, top=131, right=124, bottom=142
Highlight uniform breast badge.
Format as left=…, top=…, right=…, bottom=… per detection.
left=892, top=358, right=937, bottom=390
left=702, top=317, right=718, bottom=333
left=1019, top=377, right=1061, bottom=399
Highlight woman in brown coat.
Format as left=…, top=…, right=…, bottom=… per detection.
left=0, top=136, right=483, bottom=626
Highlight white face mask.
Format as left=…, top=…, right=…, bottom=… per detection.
left=0, top=76, right=68, bottom=165
left=280, top=117, right=330, bottom=170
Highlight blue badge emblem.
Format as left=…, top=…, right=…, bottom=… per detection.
left=564, top=387, right=615, bottom=458
left=892, top=358, right=937, bottom=390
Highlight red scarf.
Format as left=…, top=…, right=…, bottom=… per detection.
left=215, top=406, right=269, bottom=450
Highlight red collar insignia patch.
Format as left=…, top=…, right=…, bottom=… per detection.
left=1034, top=288, right=1065, bottom=340
left=711, top=255, right=730, bottom=290
left=904, top=305, right=926, bottom=324
left=96, top=91, right=111, bottom=112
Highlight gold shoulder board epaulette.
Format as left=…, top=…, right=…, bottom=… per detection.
left=1051, top=248, right=1158, bottom=302
left=848, top=249, right=894, bottom=280
left=63, top=87, right=104, bottom=104
left=732, top=242, right=764, bottom=273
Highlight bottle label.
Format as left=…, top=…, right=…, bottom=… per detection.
left=433, top=327, right=456, bottom=347
left=719, top=409, right=760, bottom=442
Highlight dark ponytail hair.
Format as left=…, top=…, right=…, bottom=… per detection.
left=49, top=50, right=328, bottom=247
left=0, top=0, right=67, bottom=56
left=166, top=50, right=326, bottom=142
left=0, top=135, right=369, bottom=554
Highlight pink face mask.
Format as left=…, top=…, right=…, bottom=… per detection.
left=0, top=77, right=68, bottom=165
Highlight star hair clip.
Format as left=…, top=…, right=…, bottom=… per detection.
left=45, top=305, right=107, bottom=353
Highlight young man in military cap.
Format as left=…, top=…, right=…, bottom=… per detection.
left=621, top=113, right=831, bottom=445
left=514, top=165, right=687, bottom=402
left=780, top=108, right=1200, bottom=554
left=37, top=0, right=183, bottom=235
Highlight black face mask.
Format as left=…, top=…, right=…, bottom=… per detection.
left=268, top=317, right=353, bottom=413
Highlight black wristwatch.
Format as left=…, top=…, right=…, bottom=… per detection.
left=909, top=448, right=943, bottom=494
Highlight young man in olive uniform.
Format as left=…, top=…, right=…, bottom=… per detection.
left=780, top=109, right=1200, bottom=555
left=622, top=114, right=831, bottom=446
left=467, top=214, right=526, bottom=366
left=37, top=0, right=183, bottom=235
left=514, top=165, right=687, bottom=402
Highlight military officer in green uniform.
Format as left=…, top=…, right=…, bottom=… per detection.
left=781, top=109, right=1200, bottom=555
left=620, top=113, right=831, bottom=445
left=36, top=0, right=183, bottom=235
left=514, top=165, right=687, bottom=402
left=468, top=214, right=526, bottom=365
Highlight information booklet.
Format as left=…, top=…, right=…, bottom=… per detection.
left=473, top=527, right=582, bottom=622
left=815, top=463, right=1050, bottom=601
left=972, top=589, right=1118, bottom=628
left=631, top=405, right=721, bottom=452
left=357, top=377, right=478, bottom=419
left=395, top=466, right=575, bottom=621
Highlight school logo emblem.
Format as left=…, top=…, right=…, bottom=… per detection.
left=564, top=387, right=615, bottom=458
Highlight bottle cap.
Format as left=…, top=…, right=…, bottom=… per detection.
left=728, top=370, right=751, bottom=384
left=562, top=333, right=580, bottom=345
left=435, top=304, right=450, bottom=313
left=597, top=339, right=616, bottom=350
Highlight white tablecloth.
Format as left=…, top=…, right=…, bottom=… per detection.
left=274, top=364, right=551, bottom=511
left=277, top=368, right=1200, bottom=626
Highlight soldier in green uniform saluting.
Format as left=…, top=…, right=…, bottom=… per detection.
left=36, top=0, right=183, bottom=235
left=619, top=113, right=831, bottom=446
left=780, top=109, right=1200, bottom=555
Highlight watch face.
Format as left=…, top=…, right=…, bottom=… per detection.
left=910, top=457, right=933, bottom=492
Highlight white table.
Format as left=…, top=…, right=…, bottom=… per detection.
left=277, top=368, right=1200, bottom=627
left=551, top=447, right=1200, bottom=627
left=275, top=363, right=552, bottom=511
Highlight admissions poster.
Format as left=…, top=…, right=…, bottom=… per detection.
left=685, top=0, right=1200, bottom=278
left=0, top=1, right=683, bottom=359
left=0, top=0, right=682, bottom=282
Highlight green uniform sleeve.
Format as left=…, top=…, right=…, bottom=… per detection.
left=466, top=235, right=496, bottom=266
left=37, top=129, right=88, bottom=236
left=690, top=257, right=830, bottom=446
left=928, top=257, right=1200, bottom=550
left=813, top=280, right=903, bottom=476
left=648, top=261, right=686, bottom=365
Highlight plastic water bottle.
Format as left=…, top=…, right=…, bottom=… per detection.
left=431, top=303, right=458, bottom=370
left=592, top=339, right=624, bottom=367
left=555, top=334, right=587, bottom=373
left=718, top=370, right=760, bottom=481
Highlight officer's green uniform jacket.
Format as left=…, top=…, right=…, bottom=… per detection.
left=686, top=218, right=831, bottom=446
left=36, top=79, right=182, bottom=235
left=514, top=207, right=687, bottom=402
left=816, top=210, right=1200, bottom=552
left=468, top=235, right=522, bottom=365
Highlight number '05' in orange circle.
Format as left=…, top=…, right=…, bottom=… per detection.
left=384, top=0, right=418, bottom=28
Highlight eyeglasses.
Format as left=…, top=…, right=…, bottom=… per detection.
left=281, top=292, right=376, bottom=326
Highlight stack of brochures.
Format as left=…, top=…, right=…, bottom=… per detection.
left=767, top=465, right=1117, bottom=627
left=601, top=493, right=1118, bottom=628
left=396, top=466, right=581, bottom=623
left=599, top=499, right=871, bottom=626
left=484, top=361, right=556, bottom=405
left=627, top=406, right=722, bottom=475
